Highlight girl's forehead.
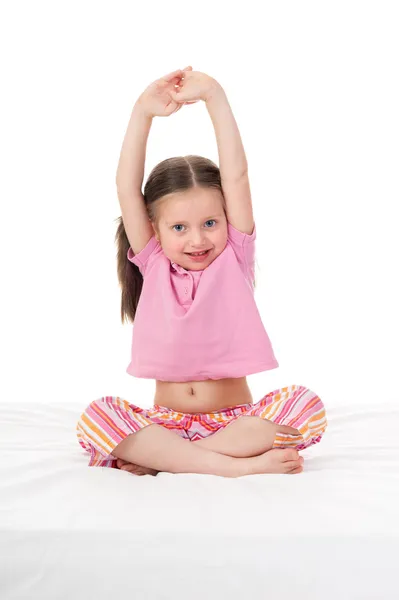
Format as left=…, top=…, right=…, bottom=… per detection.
left=161, top=191, right=224, bottom=222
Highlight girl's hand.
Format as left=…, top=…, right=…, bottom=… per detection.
left=137, top=66, right=199, bottom=118
left=168, top=69, right=220, bottom=104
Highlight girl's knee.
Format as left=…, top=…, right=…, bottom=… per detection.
left=110, top=432, right=137, bottom=459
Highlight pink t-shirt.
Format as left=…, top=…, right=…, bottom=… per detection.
left=126, top=221, right=279, bottom=382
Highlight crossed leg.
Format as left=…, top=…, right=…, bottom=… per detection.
left=193, top=416, right=301, bottom=458
left=116, top=416, right=302, bottom=474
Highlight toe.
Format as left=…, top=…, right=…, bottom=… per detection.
left=288, top=465, right=303, bottom=474
left=285, top=460, right=300, bottom=470
left=123, top=464, right=137, bottom=472
left=281, top=448, right=299, bottom=461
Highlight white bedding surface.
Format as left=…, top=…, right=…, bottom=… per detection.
left=1, top=400, right=398, bottom=600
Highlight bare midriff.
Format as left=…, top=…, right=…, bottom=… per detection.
left=154, top=376, right=254, bottom=414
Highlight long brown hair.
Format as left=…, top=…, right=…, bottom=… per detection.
left=114, top=154, right=255, bottom=325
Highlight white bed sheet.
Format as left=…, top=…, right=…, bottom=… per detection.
left=0, top=400, right=398, bottom=600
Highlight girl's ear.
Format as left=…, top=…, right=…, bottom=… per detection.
left=151, top=221, right=160, bottom=241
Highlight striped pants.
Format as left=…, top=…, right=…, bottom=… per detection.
left=76, top=384, right=327, bottom=469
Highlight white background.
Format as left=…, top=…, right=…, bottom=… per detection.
left=1, top=1, right=397, bottom=410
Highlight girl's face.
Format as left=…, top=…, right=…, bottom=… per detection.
left=152, top=187, right=228, bottom=271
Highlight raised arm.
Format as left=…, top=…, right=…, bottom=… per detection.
left=115, top=69, right=191, bottom=254
left=206, top=85, right=254, bottom=235
left=116, top=101, right=152, bottom=194
left=115, top=102, right=155, bottom=254
left=167, top=70, right=254, bottom=236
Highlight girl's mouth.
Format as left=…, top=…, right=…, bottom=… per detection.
left=185, top=249, right=211, bottom=261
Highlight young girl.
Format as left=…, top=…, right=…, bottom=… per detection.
left=76, top=66, right=327, bottom=478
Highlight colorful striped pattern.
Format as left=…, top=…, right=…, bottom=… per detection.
left=76, top=384, right=327, bottom=468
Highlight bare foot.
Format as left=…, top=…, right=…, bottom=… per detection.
left=116, top=458, right=159, bottom=476
left=248, top=448, right=304, bottom=475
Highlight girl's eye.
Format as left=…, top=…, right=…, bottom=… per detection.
left=172, top=220, right=216, bottom=232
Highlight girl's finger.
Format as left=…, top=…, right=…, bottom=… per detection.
left=169, top=88, right=184, bottom=100
left=162, top=69, right=183, bottom=82
left=171, top=93, right=184, bottom=105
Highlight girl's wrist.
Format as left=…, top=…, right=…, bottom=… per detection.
left=134, top=97, right=154, bottom=121
left=204, top=82, right=226, bottom=105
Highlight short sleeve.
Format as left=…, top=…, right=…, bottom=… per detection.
left=227, top=221, right=256, bottom=283
left=127, top=235, right=161, bottom=277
